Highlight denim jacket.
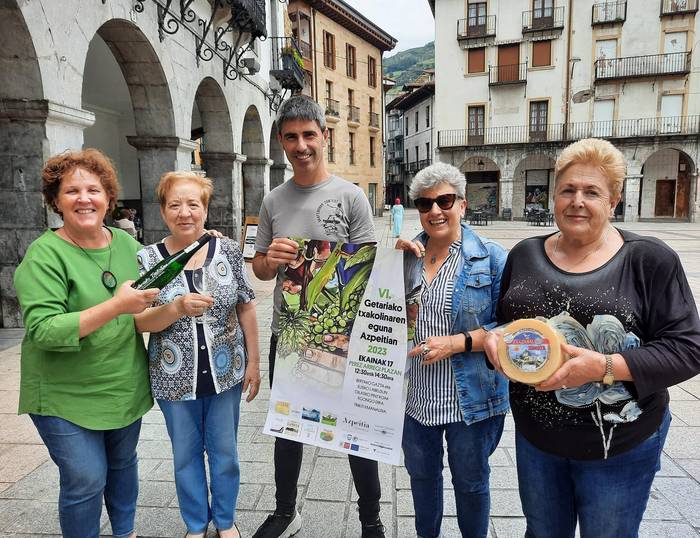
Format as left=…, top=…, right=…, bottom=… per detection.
left=409, top=224, right=509, bottom=425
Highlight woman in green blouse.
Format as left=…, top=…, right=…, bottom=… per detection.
left=14, top=149, right=159, bottom=538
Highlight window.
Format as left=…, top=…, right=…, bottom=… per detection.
left=468, top=105, right=485, bottom=144
left=426, top=105, right=430, bottom=128
left=327, top=128, right=335, bottom=162
left=323, top=31, right=336, bottom=69
left=468, top=2, right=487, bottom=27
left=346, top=44, right=357, bottom=78
left=370, top=137, right=376, bottom=167
left=415, top=146, right=419, bottom=163
left=468, top=47, right=486, bottom=73
left=405, top=119, right=409, bottom=136
left=369, top=96, right=375, bottom=114
left=425, top=141, right=430, bottom=161
left=349, top=132, right=356, bottom=164
left=415, top=111, right=419, bottom=132
left=405, top=148, right=409, bottom=163
left=348, top=89, right=354, bottom=107
left=368, top=56, right=377, bottom=87
left=325, top=80, right=333, bottom=100
left=532, top=40, right=551, bottom=67
left=593, top=99, right=614, bottom=137
left=529, top=100, right=549, bottom=141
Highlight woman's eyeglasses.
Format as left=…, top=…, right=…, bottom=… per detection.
left=414, top=193, right=458, bottom=213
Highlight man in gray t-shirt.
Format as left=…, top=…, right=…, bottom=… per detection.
left=252, top=97, right=384, bottom=538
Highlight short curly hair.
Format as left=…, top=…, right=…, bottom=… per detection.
left=42, top=148, right=120, bottom=214
left=555, top=138, right=626, bottom=198
left=156, top=171, right=213, bottom=209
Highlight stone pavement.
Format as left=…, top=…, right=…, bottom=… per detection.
left=1, top=211, right=699, bottom=537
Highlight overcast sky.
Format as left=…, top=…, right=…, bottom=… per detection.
left=345, top=0, right=435, bottom=56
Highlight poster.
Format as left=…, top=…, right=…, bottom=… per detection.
left=263, top=239, right=409, bottom=464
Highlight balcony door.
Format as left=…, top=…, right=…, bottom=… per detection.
left=468, top=105, right=485, bottom=145
left=533, top=0, right=554, bottom=27
left=498, top=44, right=520, bottom=82
left=595, top=39, right=617, bottom=78
left=655, top=179, right=676, bottom=217
left=660, top=94, right=683, bottom=133
left=593, top=99, right=614, bottom=137
left=664, top=32, right=687, bottom=73
left=468, top=2, right=487, bottom=36
left=529, top=101, right=548, bottom=141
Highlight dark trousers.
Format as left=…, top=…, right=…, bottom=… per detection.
left=269, top=335, right=382, bottom=522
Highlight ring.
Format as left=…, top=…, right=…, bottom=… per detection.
left=422, top=343, right=430, bottom=354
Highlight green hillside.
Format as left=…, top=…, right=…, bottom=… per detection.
left=383, top=41, right=434, bottom=96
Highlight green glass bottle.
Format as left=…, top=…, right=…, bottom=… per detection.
left=132, top=234, right=211, bottom=290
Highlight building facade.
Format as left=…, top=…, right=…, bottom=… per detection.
left=430, top=0, right=699, bottom=221
left=0, top=0, right=305, bottom=328
left=288, top=0, right=396, bottom=214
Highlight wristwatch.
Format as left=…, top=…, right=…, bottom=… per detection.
left=462, top=331, right=473, bottom=353
left=602, top=354, right=614, bottom=385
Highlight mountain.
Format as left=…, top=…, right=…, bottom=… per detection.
left=383, top=41, right=434, bottom=96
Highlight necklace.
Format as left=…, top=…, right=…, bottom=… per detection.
left=553, top=226, right=612, bottom=267
left=63, top=226, right=117, bottom=292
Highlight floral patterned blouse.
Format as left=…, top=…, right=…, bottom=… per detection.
left=137, top=237, right=255, bottom=401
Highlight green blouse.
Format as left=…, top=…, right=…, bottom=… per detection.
left=14, top=228, right=153, bottom=430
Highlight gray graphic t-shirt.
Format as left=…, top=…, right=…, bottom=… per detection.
left=255, top=175, right=376, bottom=334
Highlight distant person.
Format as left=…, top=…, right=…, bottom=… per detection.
left=14, top=149, right=158, bottom=538
left=114, top=207, right=137, bottom=238
left=251, top=95, right=384, bottom=538
left=391, top=197, right=404, bottom=237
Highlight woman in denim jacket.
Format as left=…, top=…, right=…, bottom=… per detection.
left=396, top=162, right=509, bottom=538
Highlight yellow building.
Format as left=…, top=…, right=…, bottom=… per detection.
left=288, top=0, right=396, bottom=214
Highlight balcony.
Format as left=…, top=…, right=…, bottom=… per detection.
left=660, top=0, right=698, bottom=16
left=297, top=40, right=312, bottom=59
left=522, top=6, right=565, bottom=33
left=325, top=98, right=340, bottom=117
left=489, top=63, right=527, bottom=86
left=437, top=115, right=700, bottom=148
left=457, top=15, right=496, bottom=44
left=229, top=0, right=267, bottom=39
left=369, top=112, right=380, bottom=130
left=347, top=105, right=360, bottom=124
left=592, top=1, right=626, bottom=25
left=404, top=159, right=432, bottom=174
left=594, top=52, right=691, bottom=82
left=327, top=147, right=335, bottom=163
left=270, top=37, right=305, bottom=91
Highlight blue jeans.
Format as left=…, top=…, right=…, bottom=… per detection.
left=30, top=414, right=141, bottom=538
left=158, top=383, right=242, bottom=534
left=402, top=413, right=505, bottom=538
left=516, top=410, right=671, bottom=538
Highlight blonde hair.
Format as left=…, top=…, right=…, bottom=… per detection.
left=555, top=138, right=626, bottom=198
left=156, top=171, right=213, bottom=208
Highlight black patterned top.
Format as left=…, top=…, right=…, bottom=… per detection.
left=137, top=237, right=255, bottom=401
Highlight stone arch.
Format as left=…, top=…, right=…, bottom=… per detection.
left=512, top=153, right=557, bottom=218
left=192, top=77, right=236, bottom=236
left=460, top=156, right=501, bottom=215
left=639, top=148, right=696, bottom=220
left=241, top=104, right=267, bottom=221
left=269, top=122, right=287, bottom=191
left=0, top=1, right=46, bottom=327
left=83, top=19, right=177, bottom=244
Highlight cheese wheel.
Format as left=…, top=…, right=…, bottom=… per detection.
left=497, top=319, right=565, bottom=384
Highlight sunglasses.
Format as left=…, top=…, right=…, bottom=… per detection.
left=414, top=193, right=459, bottom=213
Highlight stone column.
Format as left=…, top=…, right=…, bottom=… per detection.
left=127, top=136, right=196, bottom=244
left=623, top=173, right=642, bottom=223
left=270, top=163, right=292, bottom=190
left=232, top=155, right=247, bottom=241
left=242, top=157, right=272, bottom=220
left=200, top=151, right=237, bottom=238
left=690, top=171, right=698, bottom=223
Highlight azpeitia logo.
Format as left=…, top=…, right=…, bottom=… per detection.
left=316, top=199, right=345, bottom=234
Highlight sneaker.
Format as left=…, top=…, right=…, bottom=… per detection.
left=252, top=510, right=302, bottom=538
left=361, top=518, right=385, bottom=538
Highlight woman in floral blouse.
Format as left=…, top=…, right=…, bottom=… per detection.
left=135, top=171, right=260, bottom=538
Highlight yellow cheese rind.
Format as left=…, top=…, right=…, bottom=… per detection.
left=497, top=319, right=564, bottom=384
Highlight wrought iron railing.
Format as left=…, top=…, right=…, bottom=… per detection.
left=594, top=52, right=691, bottom=80
left=592, top=1, right=627, bottom=24
left=489, top=63, right=527, bottom=85
left=522, top=6, right=565, bottom=32
left=457, top=15, right=496, bottom=39
left=369, top=112, right=380, bottom=128
left=270, top=37, right=305, bottom=91
left=437, top=115, right=700, bottom=148
left=298, top=40, right=312, bottom=59
left=229, top=0, right=267, bottom=39
left=404, top=159, right=432, bottom=173
left=348, top=105, right=360, bottom=123
left=325, top=98, right=339, bottom=117
left=660, top=0, right=699, bottom=15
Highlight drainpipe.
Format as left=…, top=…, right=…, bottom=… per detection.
left=564, top=0, right=574, bottom=140
left=312, top=5, right=318, bottom=101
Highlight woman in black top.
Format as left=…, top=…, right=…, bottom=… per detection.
left=484, top=138, right=700, bottom=538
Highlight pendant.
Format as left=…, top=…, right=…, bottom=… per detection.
left=101, top=271, right=117, bottom=291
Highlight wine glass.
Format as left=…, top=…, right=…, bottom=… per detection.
left=191, top=267, right=216, bottom=325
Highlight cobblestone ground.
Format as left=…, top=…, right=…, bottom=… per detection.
left=1, top=211, right=699, bottom=537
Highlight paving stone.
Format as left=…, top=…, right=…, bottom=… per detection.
left=489, top=466, right=519, bottom=489
left=396, top=489, right=414, bottom=516
left=663, top=427, right=700, bottom=459
left=297, top=500, right=346, bottom=538
left=395, top=465, right=411, bottom=489
left=0, top=390, right=19, bottom=413
left=668, top=385, right=699, bottom=401
left=236, top=483, right=263, bottom=511
left=350, top=462, right=393, bottom=503
left=254, top=484, right=278, bottom=512
left=639, top=521, right=700, bottom=537
left=240, top=461, right=312, bottom=486
left=489, top=447, right=513, bottom=467
left=490, top=489, right=524, bottom=518
left=138, top=422, right=170, bottom=441
left=130, top=506, right=187, bottom=537
left=0, top=413, right=42, bottom=444
left=136, top=439, right=174, bottom=460
left=237, top=442, right=274, bottom=463
left=675, top=459, right=700, bottom=482
left=141, top=408, right=166, bottom=424
left=0, top=442, right=49, bottom=483
left=306, top=457, right=352, bottom=501
left=668, top=400, right=700, bottom=426
left=678, top=380, right=700, bottom=399
left=0, top=460, right=58, bottom=502
left=491, top=517, right=527, bottom=538
left=137, top=480, right=177, bottom=507
left=658, top=453, right=688, bottom=477
left=136, top=457, right=163, bottom=479
left=2, top=499, right=106, bottom=535
left=653, top=477, right=700, bottom=527
left=643, top=488, right=683, bottom=520
left=147, top=460, right=175, bottom=482
left=497, top=429, right=515, bottom=448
